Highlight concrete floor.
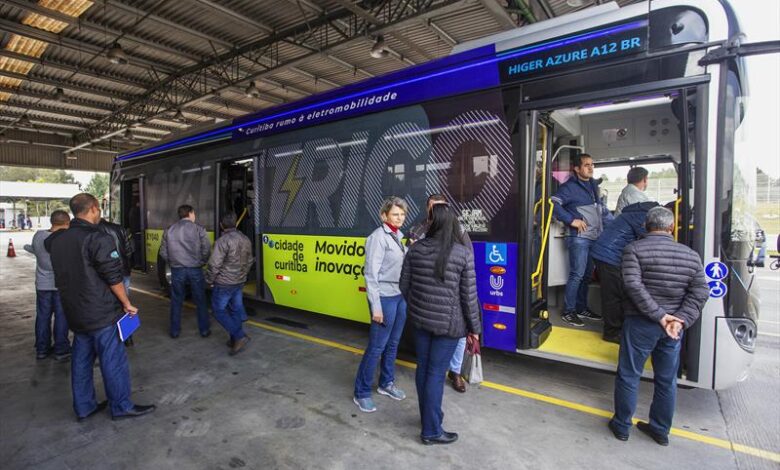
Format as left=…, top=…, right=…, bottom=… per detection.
left=1, top=230, right=778, bottom=470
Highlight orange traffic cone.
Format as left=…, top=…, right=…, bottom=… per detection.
left=7, top=238, right=16, bottom=257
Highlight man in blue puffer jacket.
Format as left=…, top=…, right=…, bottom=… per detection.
left=551, top=153, right=612, bottom=327
left=592, top=201, right=659, bottom=342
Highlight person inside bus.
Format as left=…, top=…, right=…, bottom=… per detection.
left=24, top=210, right=71, bottom=361
left=353, top=196, right=409, bottom=413
left=206, top=212, right=254, bottom=356
left=400, top=203, right=481, bottom=445
left=160, top=204, right=211, bottom=339
left=409, top=194, right=473, bottom=394
left=614, top=167, right=650, bottom=216
left=591, top=201, right=659, bottom=343
left=551, top=153, right=611, bottom=327
left=608, top=206, right=708, bottom=446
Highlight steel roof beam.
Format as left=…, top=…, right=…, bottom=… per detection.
left=69, top=0, right=466, bottom=145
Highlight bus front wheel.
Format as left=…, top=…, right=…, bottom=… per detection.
left=157, top=253, right=171, bottom=292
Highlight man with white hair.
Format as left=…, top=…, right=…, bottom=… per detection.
left=607, top=207, right=709, bottom=446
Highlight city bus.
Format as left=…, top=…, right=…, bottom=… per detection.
left=112, top=0, right=777, bottom=389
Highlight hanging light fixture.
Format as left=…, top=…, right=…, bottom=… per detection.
left=123, top=128, right=135, bottom=140
left=172, top=109, right=187, bottom=123
left=566, top=0, right=584, bottom=7
left=107, top=43, right=129, bottom=65
left=53, top=87, right=70, bottom=103
left=370, top=36, right=388, bottom=59
left=17, top=114, right=32, bottom=127
left=245, top=82, right=261, bottom=98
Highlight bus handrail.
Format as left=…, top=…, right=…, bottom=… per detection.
left=674, top=197, right=682, bottom=241
left=237, top=207, right=248, bottom=227
left=532, top=198, right=555, bottom=290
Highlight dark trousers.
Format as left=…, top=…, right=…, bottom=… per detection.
left=610, top=315, right=683, bottom=437
left=596, top=260, right=624, bottom=338
left=35, top=290, right=70, bottom=355
left=170, top=267, right=210, bottom=336
left=211, top=284, right=246, bottom=342
left=414, top=327, right=459, bottom=439
left=354, top=295, right=407, bottom=399
left=71, top=323, right=135, bottom=418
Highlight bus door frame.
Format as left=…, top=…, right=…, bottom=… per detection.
left=516, top=76, right=711, bottom=354
left=121, top=175, right=147, bottom=272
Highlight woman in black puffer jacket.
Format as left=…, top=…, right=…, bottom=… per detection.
left=400, top=203, right=481, bottom=445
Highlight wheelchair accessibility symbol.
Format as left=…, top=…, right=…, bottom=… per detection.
left=486, top=243, right=507, bottom=266
left=708, top=280, right=727, bottom=299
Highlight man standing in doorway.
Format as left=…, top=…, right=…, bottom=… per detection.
left=24, top=210, right=71, bottom=361
left=206, top=212, right=253, bottom=356
left=608, top=206, right=708, bottom=445
left=160, top=204, right=211, bottom=338
left=46, top=193, right=155, bottom=421
left=615, top=167, right=650, bottom=216
left=99, top=217, right=136, bottom=345
left=551, top=153, right=610, bottom=327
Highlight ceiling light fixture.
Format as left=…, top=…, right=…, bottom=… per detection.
left=172, top=109, right=186, bottom=123
left=107, top=43, right=129, bottom=65
left=17, top=114, right=32, bottom=127
left=53, top=87, right=70, bottom=103
left=123, top=128, right=134, bottom=140
left=245, top=82, right=261, bottom=98
left=370, top=36, right=389, bottom=59
left=566, top=0, right=584, bottom=7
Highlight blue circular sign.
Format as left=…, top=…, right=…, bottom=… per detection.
left=708, top=280, right=727, bottom=299
left=705, top=261, right=728, bottom=280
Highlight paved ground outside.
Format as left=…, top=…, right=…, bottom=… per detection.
left=1, top=230, right=778, bottom=469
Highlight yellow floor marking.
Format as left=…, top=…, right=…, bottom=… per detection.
left=132, top=287, right=780, bottom=463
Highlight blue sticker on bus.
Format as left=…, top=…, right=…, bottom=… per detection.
left=485, top=243, right=507, bottom=266
left=705, top=261, right=728, bottom=280
left=708, top=280, right=727, bottom=299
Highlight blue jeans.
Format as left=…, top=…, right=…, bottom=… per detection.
left=353, top=294, right=407, bottom=399
left=211, top=284, right=246, bottom=342
left=71, top=324, right=135, bottom=418
left=414, top=327, right=459, bottom=439
left=35, top=290, right=70, bottom=355
left=448, top=337, right=467, bottom=374
left=610, top=315, right=683, bottom=436
left=170, top=267, right=210, bottom=336
left=564, top=237, right=595, bottom=313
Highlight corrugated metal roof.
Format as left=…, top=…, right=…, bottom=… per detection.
left=0, top=0, right=643, bottom=163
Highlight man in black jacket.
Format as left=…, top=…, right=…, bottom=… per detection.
left=46, top=193, right=155, bottom=422
left=607, top=207, right=708, bottom=446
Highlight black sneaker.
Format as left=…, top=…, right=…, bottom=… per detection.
left=578, top=308, right=603, bottom=321
left=561, top=311, right=584, bottom=327
left=36, top=351, right=50, bottom=360
left=636, top=421, right=669, bottom=446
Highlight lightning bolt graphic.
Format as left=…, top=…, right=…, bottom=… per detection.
left=280, top=154, right=303, bottom=216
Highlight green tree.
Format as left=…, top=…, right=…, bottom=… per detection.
left=84, top=173, right=110, bottom=199
left=0, top=166, right=76, bottom=184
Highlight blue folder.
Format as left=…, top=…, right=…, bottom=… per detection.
left=117, top=313, right=140, bottom=342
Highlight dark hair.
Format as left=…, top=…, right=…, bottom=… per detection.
left=572, top=153, right=593, bottom=169
left=627, top=166, right=649, bottom=184
left=69, top=193, right=98, bottom=217
left=425, top=204, right=464, bottom=281
left=50, top=210, right=70, bottom=226
left=221, top=212, right=237, bottom=229
left=427, top=193, right=446, bottom=205
left=177, top=204, right=194, bottom=219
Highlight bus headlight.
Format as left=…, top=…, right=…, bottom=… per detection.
left=726, top=318, right=756, bottom=353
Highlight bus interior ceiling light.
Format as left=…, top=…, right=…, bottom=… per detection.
left=234, top=158, right=253, bottom=165
left=578, top=97, right=673, bottom=115
left=245, top=82, right=261, bottom=98
left=107, top=43, right=128, bottom=65
left=370, top=36, right=389, bottom=59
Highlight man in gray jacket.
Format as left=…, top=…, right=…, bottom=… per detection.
left=205, top=212, right=253, bottom=356
left=24, top=210, right=71, bottom=360
left=608, top=207, right=709, bottom=446
left=160, top=204, right=211, bottom=338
